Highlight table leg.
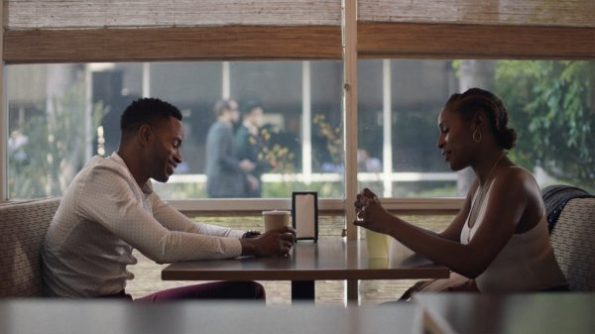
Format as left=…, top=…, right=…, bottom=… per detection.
left=291, top=280, right=315, bottom=301
left=347, top=279, right=358, bottom=303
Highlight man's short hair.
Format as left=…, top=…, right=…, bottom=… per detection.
left=242, top=100, right=263, bottom=116
left=120, top=98, right=182, bottom=133
left=213, top=99, right=237, bottom=117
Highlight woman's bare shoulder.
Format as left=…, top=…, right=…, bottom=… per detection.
left=499, top=165, right=537, bottom=183
left=491, top=165, right=540, bottom=198
left=494, top=165, right=542, bottom=203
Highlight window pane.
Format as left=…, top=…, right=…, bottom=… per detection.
left=7, top=61, right=344, bottom=200
left=8, top=64, right=89, bottom=199
left=8, top=60, right=592, bottom=200
left=311, top=61, right=343, bottom=173
left=358, top=59, right=595, bottom=198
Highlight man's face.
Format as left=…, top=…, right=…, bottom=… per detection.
left=248, top=107, right=264, bottom=127
left=228, top=101, right=240, bottom=123
left=148, top=117, right=184, bottom=183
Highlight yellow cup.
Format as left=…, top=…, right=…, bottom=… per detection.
left=366, top=229, right=389, bottom=259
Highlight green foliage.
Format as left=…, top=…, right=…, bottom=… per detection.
left=8, top=83, right=106, bottom=198
left=313, top=113, right=344, bottom=167
left=256, top=127, right=295, bottom=173
left=494, top=61, right=594, bottom=191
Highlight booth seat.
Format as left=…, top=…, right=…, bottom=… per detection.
left=549, top=197, right=595, bottom=291
left=0, top=198, right=60, bottom=297
left=0, top=185, right=593, bottom=297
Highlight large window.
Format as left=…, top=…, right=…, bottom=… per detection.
left=7, top=60, right=594, bottom=200
left=6, top=61, right=345, bottom=200
left=357, top=59, right=595, bottom=198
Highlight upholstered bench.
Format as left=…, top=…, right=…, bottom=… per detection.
left=549, top=197, right=595, bottom=291
left=1, top=190, right=593, bottom=296
left=0, top=198, right=61, bottom=297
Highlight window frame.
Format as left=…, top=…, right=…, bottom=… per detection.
left=1, top=3, right=594, bottom=219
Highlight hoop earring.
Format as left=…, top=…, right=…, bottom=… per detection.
left=472, top=129, right=482, bottom=143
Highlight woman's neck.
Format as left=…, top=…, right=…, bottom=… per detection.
left=475, top=150, right=505, bottom=185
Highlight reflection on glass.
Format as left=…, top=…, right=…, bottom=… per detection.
left=7, top=61, right=343, bottom=199
left=357, top=60, right=595, bottom=198
left=7, top=60, right=593, bottom=200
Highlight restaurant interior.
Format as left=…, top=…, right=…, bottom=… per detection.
left=1, top=1, right=594, bottom=333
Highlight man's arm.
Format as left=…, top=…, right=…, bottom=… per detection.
left=76, top=167, right=243, bottom=263
left=151, top=195, right=244, bottom=238
left=152, top=197, right=295, bottom=257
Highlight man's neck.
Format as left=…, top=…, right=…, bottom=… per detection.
left=116, top=149, right=149, bottom=188
left=218, top=117, right=233, bottom=127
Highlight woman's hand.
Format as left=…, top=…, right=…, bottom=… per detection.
left=353, top=188, right=393, bottom=234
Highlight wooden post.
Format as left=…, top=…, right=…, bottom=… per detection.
left=342, top=0, right=359, bottom=302
left=0, top=1, right=7, bottom=201
left=342, top=0, right=358, bottom=240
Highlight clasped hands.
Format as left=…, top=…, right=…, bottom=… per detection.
left=353, top=188, right=391, bottom=234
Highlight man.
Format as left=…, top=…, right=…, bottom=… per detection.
left=42, top=98, right=295, bottom=300
left=205, top=99, right=255, bottom=198
left=235, top=101, right=272, bottom=197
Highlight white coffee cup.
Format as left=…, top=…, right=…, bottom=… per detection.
left=262, top=210, right=291, bottom=232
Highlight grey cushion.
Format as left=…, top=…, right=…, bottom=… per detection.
left=550, top=197, right=595, bottom=291
left=0, top=198, right=60, bottom=297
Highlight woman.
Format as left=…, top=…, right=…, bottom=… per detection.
left=355, top=88, right=567, bottom=294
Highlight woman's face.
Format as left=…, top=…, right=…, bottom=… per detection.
left=436, top=105, right=475, bottom=171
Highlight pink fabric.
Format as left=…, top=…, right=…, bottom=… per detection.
left=135, top=281, right=265, bottom=302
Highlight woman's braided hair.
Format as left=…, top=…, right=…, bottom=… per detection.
left=446, top=88, right=517, bottom=149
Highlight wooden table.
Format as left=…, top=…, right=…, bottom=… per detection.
left=0, top=300, right=422, bottom=334
left=162, top=237, right=449, bottom=301
left=415, top=293, right=595, bottom=334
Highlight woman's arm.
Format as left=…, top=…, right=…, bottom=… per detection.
left=355, top=168, right=530, bottom=278
left=354, top=184, right=475, bottom=243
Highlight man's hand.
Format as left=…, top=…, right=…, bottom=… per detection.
left=240, top=226, right=296, bottom=257
left=246, top=174, right=259, bottom=191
